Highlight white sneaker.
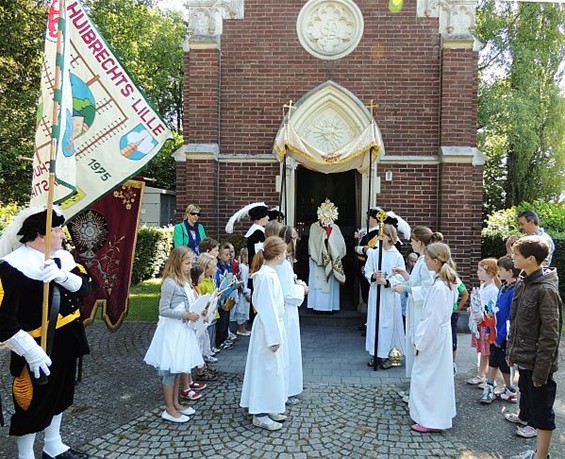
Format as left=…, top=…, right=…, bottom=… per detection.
left=467, top=375, right=485, bottom=385
left=253, top=415, right=282, bottom=431
left=480, top=383, right=495, bottom=404
left=204, top=355, right=218, bottom=363
left=498, top=387, right=517, bottom=403
left=228, top=332, right=238, bottom=341
left=268, top=413, right=287, bottom=422
left=505, top=412, right=527, bottom=426
left=516, top=425, right=537, bottom=438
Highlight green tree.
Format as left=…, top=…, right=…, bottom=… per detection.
left=0, top=1, right=185, bottom=205
left=476, top=1, right=565, bottom=215
left=0, top=0, right=47, bottom=204
left=87, top=0, right=187, bottom=130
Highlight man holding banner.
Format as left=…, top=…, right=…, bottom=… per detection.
left=0, top=207, right=90, bottom=459
left=0, top=0, right=172, bottom=456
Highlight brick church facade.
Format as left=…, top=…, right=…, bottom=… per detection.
left=174, top=0, right=484, bottom=304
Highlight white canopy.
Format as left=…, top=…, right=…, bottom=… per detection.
left=273, top=121, right=384, bottom=174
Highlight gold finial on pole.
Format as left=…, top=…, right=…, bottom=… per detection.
left=376, top=209, right=387, bottom=239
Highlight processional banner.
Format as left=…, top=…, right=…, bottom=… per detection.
left=31, top=0, right=172, bottom=218
left=68, top=179, right=145, bottom=330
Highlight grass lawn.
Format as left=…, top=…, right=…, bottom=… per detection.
left=127, top=278, right=161, bottom=322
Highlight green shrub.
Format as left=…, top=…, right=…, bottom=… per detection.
left=482, top=201, right=565, bottom=238
left=482, top=201, right=565, bottom=299
left=0, top=202, right=21, bottom=232
left=131, top=225, right=173, bottom=285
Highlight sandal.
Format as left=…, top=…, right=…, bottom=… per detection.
left=179, top=389, right=202, bottom=401
left=190, top=381, right=207, bottom=391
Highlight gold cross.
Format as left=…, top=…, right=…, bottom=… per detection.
left=283, top=100, right=296, bottom=125
left=366, top=99, right=378, bottom=116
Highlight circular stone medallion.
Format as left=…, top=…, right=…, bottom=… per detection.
left=297, top=0, right=364, bottom=61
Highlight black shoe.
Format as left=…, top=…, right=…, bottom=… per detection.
left=42, top=449, right=89, bottom=459
left=380, top=358, right=393, bottom=370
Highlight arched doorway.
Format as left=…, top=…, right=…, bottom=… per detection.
left=273, top=80, right=386, bottom=312
left=294, top=167, right=360, bottom=311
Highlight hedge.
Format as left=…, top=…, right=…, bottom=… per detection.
left=482, top=200, right=565, bottom=300
left=131, top=225, right=173, bottom=285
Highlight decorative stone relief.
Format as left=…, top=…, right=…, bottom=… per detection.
left=285, top=81, right=373, bottom=153
left=186, top=0, right=244, bottom=37
left=417, top=0, right=476, bottom=38
left=307, top=115, right=353, bottom=151
left=297, top=0, right=364, bottom=61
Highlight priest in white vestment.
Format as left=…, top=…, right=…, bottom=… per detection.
left=307, top=199, right=346, bottom=312
left=364, top=224, right=406, bottom=369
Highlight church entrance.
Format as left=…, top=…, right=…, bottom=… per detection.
left=293, top=167, right=360, bottom=311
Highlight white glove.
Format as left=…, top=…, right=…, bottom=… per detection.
left=41, top=259, right=67, bottom=284
left=4, top=330, right=52, bottom=379
left=41, top=260, right=83, bottom=291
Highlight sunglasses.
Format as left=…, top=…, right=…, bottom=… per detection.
left=190, top=212, right=200, bottom=216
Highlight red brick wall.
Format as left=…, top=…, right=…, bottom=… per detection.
left=186, top=0, right=443, bottom=156
left=183, top=50, right=220, bottom=143
left=377, top=164, right=440, bottom=228
left=176, top=158, right=220, bottom=236
left=440, top=48, right=479, bottom=147
left=438, top=162, right=484, bottom=285
left=217, top=161, right=280, bottom=239
left=180, top=0, right=482, bottom=282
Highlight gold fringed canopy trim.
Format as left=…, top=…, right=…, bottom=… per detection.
left=274, top=122, right=384, bottom=174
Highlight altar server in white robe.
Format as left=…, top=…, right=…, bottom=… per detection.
left=307, top=199, right=346, bottom=312
left=392, top=226, right=443, bottom=378
left=409, top=242, right=458, bottom=433
left=364, top=224, right=406, bottom=369
left=240, top=236, right=289, bottom=431
left=277, top=226, right=308, bottom=401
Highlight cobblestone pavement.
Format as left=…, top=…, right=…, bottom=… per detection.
left=1, top=319, right=564, bottom=458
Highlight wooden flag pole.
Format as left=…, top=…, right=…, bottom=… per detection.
left=40, top=0, right=66, bottom=351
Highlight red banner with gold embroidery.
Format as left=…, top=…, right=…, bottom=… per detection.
left=69, top=179, right=144, bottom=330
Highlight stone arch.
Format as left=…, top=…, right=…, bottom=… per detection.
left=274, top=80, right=383, bottom=228
left=285, top=80, right=377, bottom=154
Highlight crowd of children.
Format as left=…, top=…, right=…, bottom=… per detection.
left=143, top=203, right=308, bottom=432
left=143, top=203, right=561, bottom=458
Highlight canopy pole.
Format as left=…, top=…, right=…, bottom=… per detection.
left=278, top=151, right=287, bottom=224
left=366, top=147, right=373, bottom=237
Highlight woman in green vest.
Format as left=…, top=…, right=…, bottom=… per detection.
left=173, top=204, right=207, bottom=254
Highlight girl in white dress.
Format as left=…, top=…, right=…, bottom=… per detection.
left=144, top=247, right=205, bottom=423
left=278, top=226, right=308, bottom=402
left=391, top=226, right=444, bottom=378
left=240, top=236, right=289, bottom=431
left=364, top=224, right=406, bottom=369
left=409, top=242, right=458, bottom=433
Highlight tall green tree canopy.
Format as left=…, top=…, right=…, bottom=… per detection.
left=0, top=0, right=47, bottom=204
left=476, top=1, right=565, bottom=215
left=0, top=0, right=185, bottom=205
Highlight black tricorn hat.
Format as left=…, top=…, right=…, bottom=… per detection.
left=268, top=207, right=285, bottom=222
left=17, top=209, right=65, bottom=243
left=248, top=204, right=269, bottom=220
